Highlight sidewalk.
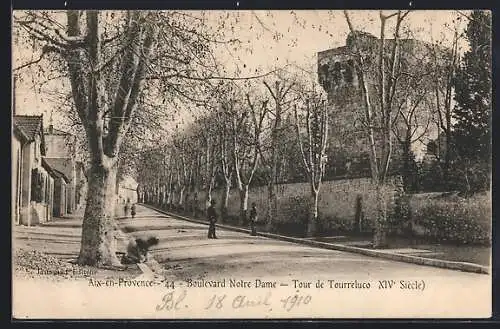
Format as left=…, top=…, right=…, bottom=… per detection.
left=142, top=204, right=490, bottom=275
left=13, top=206, right=143, bottom=281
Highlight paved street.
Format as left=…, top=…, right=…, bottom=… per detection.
left=118, top=205, right=489, bottom=280
left=110, top=205, right=492, bottom=318
left=13, top=205, right=492, bottom=319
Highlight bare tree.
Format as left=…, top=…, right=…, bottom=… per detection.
left=214, top=106, right=234, bottom=220
left=190, top=108, right=226, bottom=214
left=230, top=92, right=267, bottom=224
left=392, top=91, right=433, bottom=191
left=430, top=27, right=461, bottom=184
left=391, top=40, right=437, bottom=192
left=344, top=10, right=410, bottom=248
left=172, top=136, right=195, bottom=211
left=262, top=79, right=295, bottom=230
left=293, top=88, right=329, bottom=237
left=68, top=11, right=157, bottom=266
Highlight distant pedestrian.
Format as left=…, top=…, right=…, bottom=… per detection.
left=249, top=202, right=258, bottom=236
left=207, top=200, right=218, bottom=239
left=124, top=198, right=130, bottom=217
left=131, top=203, right=136, bottom=218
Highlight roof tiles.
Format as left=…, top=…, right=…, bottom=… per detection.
left=13, top=115, right=43, bottom=141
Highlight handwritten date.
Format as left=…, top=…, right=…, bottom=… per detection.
left=156, top=290, right=312, bottom=312
left=280, top=293, right=312, bottom=312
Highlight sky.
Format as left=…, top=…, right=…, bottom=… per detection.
left=12, top=9, right=472, bottom=159
left=212, top=10, right=469, bottom=77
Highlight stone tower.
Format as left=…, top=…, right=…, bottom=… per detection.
left=317, top=31, right=446, bottom=173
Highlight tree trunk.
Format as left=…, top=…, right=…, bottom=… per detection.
left=163, top=184, right=168, bottom=208
left=205, top=184, right=213, bottom=209
left=221, top=181, right=230, bottom=222
left=402, top=136, right=412, bottom=192
left=443, top=128, right=452, bottom=189
left=354, top=194, right=364, bottom=234
left=136, top=188, right=141, bottom=203
left=151, top=185, right=156, bottom=205
left=77, top=161, right=121, bottom=266
left=306, top=188, right=319, bottom=237
left=184, top=190, right=190, bottom=214
left=168, top=189, right=175, bottom=209
left=463, top=161, right=471, bottom=196
left=156, top=184, right=161, bottom=205
left=192, top=190, right=198, bottom=218
left=178, top=186, right=185, bottom=209
left=265, top=181, right=277, bottom=232
left=373, top=183, right=388, bottom=248
left=239, top=184, right=249, bottom=225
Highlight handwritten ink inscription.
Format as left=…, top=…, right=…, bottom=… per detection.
left=155, top=290, right=312, bottom=313
left=153, top=278, right=426, bottom=314
left=155, top=290, right=188, bottom=311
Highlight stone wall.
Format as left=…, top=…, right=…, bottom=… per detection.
left=203, top=177, right=395, bottom=227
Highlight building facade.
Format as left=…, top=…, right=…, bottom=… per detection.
left=117, top=176, right=139, bottom=204
left=44, top=124, right=87, bottom=213
left=12, top=115, right=54, bottom=225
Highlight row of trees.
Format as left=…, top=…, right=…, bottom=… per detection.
left=13, top=10, right=491, bottom=265
left=135, top=76, right=330, bottom=237
left=137, top=10, right=492, bottom=249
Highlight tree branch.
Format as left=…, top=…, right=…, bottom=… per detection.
left=14, top=45, right=59, bottom=71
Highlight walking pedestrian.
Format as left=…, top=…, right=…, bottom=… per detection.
left=207, top=200, right=218, bottom=239
left=131, top=203, right=136, bottom=218
left=249, top=202, right=258, bottom=236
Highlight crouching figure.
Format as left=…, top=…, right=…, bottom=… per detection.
left=121, top=236, right=159, bottom=264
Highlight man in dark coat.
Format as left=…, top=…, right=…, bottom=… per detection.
left=124, top=198, right=130, bottom=217
left=131, top=203, right=137, bottom=218
left=207, top=200, right=218, bottom=239
left=249, top=202, right=258, bottom=236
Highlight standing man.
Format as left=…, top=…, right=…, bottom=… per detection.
left=249, top=202, right=258, bottom=236
left=131, top=203, right=137, bottom=218
left=124, top=198, right=130, bottom=218
left=207, top=200, right=218, bottom=239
